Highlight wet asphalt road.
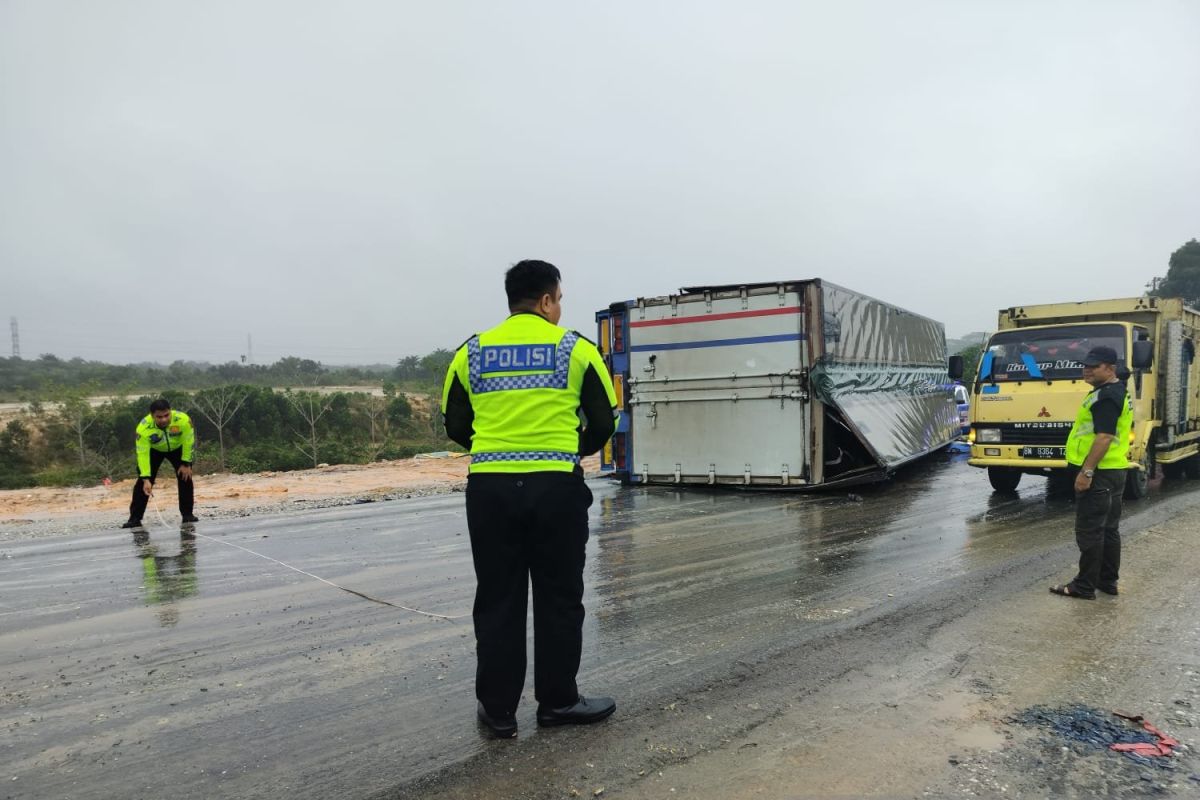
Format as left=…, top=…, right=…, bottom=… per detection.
left=3, top=452, right=1200, bottom=799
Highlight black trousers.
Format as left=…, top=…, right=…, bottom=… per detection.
left=129, top=448, right=194, bottom=520
left=465, top=471, right=592, bottom=715
left=1072, top=468, right=1124, bottom=593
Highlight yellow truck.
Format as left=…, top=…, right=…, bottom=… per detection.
left=968, top=296, right=1200, bottom=497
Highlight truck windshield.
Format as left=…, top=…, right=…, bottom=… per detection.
left=978, top=324, right=1126, bottom=382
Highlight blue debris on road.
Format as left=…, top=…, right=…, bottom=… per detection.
left=1010, top=704, right=1175, bottom=768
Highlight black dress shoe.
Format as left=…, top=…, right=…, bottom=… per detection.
left=536, top=695, right=616, bottom=727
left=121, top=518, right=143, bottom=529
left=476, top=702, right=517, bottom=738
left=181, top=514, right=199, bottom=523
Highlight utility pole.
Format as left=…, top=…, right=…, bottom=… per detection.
left=9, top=317, right=18, bottom=359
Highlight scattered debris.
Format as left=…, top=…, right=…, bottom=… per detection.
left=1010, top=705, right=1179, bottom=766
left=1110, top=711, right=1180, bottom=758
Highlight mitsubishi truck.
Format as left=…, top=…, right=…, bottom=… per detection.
left=967, top=296, right=1200, bottom=497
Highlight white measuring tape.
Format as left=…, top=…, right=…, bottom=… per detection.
left=148, top=489, right=470, bottom=621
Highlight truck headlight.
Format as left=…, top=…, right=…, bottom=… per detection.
left=976, top=428, right=1002, bottom=443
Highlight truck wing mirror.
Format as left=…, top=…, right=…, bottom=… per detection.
left=1132, top=340, right=1154, bottom=369
left=947, top=355, right=964, bottom=381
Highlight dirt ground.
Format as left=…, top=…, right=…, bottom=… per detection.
left=0, top=453, right=600, bottom=524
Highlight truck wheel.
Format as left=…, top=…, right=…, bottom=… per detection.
left=988, top=467, right=1021, bottom=493
left=1184, top=453, right=1200, bottom=480
left=1124, top=464, right=1149, bottom=500
left=1046, top=470, right=1074, bottom=497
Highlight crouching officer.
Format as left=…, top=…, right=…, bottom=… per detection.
left=442, top=259, right=618, bottom=738
left=122, top=399, right=198, bottom=528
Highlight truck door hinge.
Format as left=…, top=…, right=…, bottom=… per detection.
left=740, top=287, right=749, bottom=310
left=673, top=463, right=681, bottom=483
left=743, top=463, right=752, bottom=485
left=707, top=464, right=716, bottom=485
left=781, top=465, right=790, bottom=485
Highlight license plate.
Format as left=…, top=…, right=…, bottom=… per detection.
left=1021, top=446, right=1065, bottom=459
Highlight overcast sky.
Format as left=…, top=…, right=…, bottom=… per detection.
left=2, top=1, right=1198, bottom=365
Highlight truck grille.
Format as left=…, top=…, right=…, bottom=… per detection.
left=980, top=422, right=1073, bottom=446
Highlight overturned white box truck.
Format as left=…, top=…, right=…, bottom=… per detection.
left=594, top=280, right=963, bottom=488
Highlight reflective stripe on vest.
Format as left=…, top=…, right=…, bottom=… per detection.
left=1066, top=385, right=1133, bottom=469
left=467, top=331, right=579, bottom=393
left=471, top=451, right=581, bottom=465
left=462, top=322, right=584, bottom=473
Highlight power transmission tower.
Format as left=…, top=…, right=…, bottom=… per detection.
left=9, top=317, right=18, bottom=359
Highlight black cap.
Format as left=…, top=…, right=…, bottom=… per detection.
left=1080, top=346, right=1118, bottom=366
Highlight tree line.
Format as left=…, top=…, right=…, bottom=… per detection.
left=0, top=350, right=457, bottom=400
left=1150, top=239, right=1200, bottom=305
left=0, top=384, right=455, bottom=490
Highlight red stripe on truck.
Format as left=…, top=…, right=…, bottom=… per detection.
left=629, top=305, right=802, bottom=328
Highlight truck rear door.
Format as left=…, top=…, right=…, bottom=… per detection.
left=626, top=285, right=809, bottom=486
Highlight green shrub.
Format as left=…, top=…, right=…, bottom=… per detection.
left=33, top=465, right=105, bottom=487
left=226, top=443, right=312, bottom=474
left=0, top=472, right=36, bottom=490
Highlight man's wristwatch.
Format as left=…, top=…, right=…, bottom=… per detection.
left=1082, top=469, right=1095, bottom=478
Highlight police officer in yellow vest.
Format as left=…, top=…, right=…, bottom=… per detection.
left=442, top=259, right=618, bottom=737
left=122, top=399, right=198, bottom=528
left=1050, top=345, right=1133, bottom=600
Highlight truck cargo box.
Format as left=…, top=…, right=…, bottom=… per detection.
left=595, top=280, right=961, bottom=488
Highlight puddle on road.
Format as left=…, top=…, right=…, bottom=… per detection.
left=584, top=455, right=1085, bottom=646
left=800, top=606, right=857, bottom=621
left=956, top=723, right=1007, bottom=750
left=132, top=528, right=200, bottom=627
left=929, top=691, right=1008, bottom=751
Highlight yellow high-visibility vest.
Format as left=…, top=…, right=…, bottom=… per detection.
left=135, top=411, right=195, bottom=476
left=442, top=313, right=616, bottom=473
left=1066, top=385, right=1132, bottom=469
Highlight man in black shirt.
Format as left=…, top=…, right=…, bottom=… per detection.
left=1051, top=346, right=1133, bottom=600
